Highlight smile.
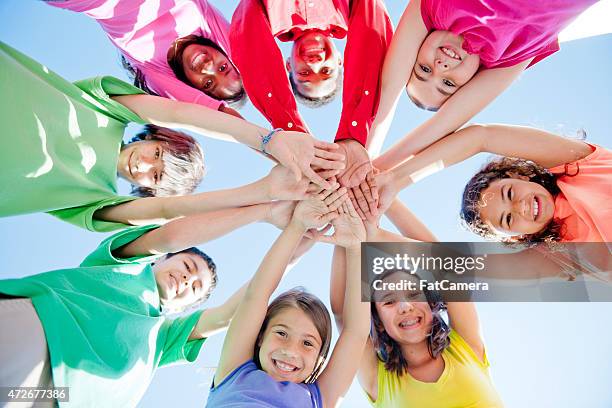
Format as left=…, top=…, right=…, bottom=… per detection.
left=399, top=316, right=422, bottom=329
left=533, top=196, right=540, bottom=220
left=128, top=151, right=135, bottom=177
left=440, top=46, right=461, bottom=61
left=273, top=359, right=299, bottom=373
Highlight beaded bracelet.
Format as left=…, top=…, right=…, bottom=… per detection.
left=261, top=128, right=283, bottom=154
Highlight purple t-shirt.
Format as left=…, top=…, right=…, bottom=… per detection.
left=206, top=360, right=323, bottom=408
left=421, top=0, right=597, bottom=69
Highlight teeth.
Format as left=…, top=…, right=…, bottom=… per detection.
left=275, top=360, right=296, bottom=372
left=533, top=198, right=539, bottom=218
left=441, top=47, right=459, bottom=59
left=400, top=318, right=419, bottom=328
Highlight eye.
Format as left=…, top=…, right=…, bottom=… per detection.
left=154, top=147, right=160, bottom=159
left=219, top=63, right=227, bottom=72
left=419, top=64, right=431, bottom=74
left=508, top=187, right=513, bottom=200
left=304, top=340, right=314, bottom=348
left=506, top=213, right=512, bottom=228
left=203, top=79, right=213, bottom=89
left=275, top=330, right=287, bottom=338
left=298, top=69, right=310, bottom=76
left=442, top=79, right=456, bottom=87
left=153, top=171, right=159, bottom=183
left=383, top=300, right=395, bottom=306
left=321, top=67, right=331, bottom=75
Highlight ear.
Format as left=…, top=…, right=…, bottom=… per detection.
left=285, top=58, right=292, bottom=74
left=337, top=56, right=343, bottom=67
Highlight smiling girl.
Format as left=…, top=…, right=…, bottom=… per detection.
left=367, top=0, right=596, bottom=164
left=207, top=188, right=371, bottom=407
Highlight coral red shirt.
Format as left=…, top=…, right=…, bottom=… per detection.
left=549, top=144, right=612, bottom=243
left=230, top=0, right=393, bottom=146
left=420, top=0, right=597, bottom=69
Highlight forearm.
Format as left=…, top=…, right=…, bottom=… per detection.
left=190, top=281, right=250, bottom=340
left=386, top=124, right=485, bottom=190
left=117, top=203, right=270, bottom=257
left=386, top=199, right=438, bottom=242
left=330, top=246, right=347, bottom=323
left=96, top=177, right=272, bottom=225
left=245, top=221, right=305, bottom=302
left=112, top=94, right=268, bottom=148
left=374, top=62, right=530, bottom=170
left=341, top=247, right=370, bottom=334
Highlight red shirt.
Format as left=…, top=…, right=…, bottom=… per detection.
left=230, top=0, right=393, bottom=146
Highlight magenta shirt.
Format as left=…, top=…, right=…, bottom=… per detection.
left=420, top=0, right=597, bottom=69
left=48, top=0, right=232, bottom=110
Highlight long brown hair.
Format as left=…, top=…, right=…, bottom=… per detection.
left=254, top=288, right=332, bottom=383
left=370, top=271, right=450, bottom=376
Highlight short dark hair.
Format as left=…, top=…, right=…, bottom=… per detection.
left=127, top=125, right=205, bottom=198
left=166, top=247, right=218, bottom=302
left=254, top=287, right=332, bottom=383
left=370, top=270, right=450, bottom=376
left=167, top=35, right=246, bottom=106
left=288, top=68, right=343, bottom=108
left=460, top=156, right=563, bottom=245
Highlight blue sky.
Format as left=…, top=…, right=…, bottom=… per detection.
left=1, top=1, right=611, bottom=407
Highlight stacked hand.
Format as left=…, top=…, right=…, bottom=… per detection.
left=291, top=185, right=349, bottom=231
left=335, top=139, right=374, bottom=189
left=312, top=200, right=366, bottom=249
left=349, top=169, right=398, bottom=221
left=266, top=131, right=346, bottom=190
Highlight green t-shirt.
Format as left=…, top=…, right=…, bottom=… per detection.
left=0, top=225, right=206, bottom=408
left=0, top=41, right=146, bottom=232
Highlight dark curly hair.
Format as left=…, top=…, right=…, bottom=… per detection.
left=254, top=287, right=332, bottom=383
left=370, top=271, right=450, bottom=376
left=460, top=157, right=565, bottom=246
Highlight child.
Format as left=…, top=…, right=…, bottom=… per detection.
left=45, top=0, right=246, bottom=117
left=328, top=213, right=503, bottom=407
left=353, top=124, right=610, bottom=244
left=368, top=0, right=597, bottom=168
left=0, top=203, right=274, bottom=407
left=207, top=188, right=371, bottom=407
left=1, top=42, right=344, bottom=231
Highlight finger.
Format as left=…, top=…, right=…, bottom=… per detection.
left=348, top=162, right=373, bottom=188
left=314, top=147, right=345, bottom=161
left=366, top=171, right=379, bottom=202
left=304, top=230, right=315, bottom=239
left=312, top=157, right=346, bottom=170
left=327, top=192, right=348, bottom=212
left=320, top=212, right=339, bottom=225
left=313, top=140, right=340, bottom=151
left=360, top=181, right=378, bottom=216
left=337, top=202, right=345, bottom=214
left=352, top=186, right=371, bottom=215
left=345, top=200, right=360, bottom=218
left=323, top=188, right=348, bottom=206
left=316, top=235, right=337, bottom=245
left=303, top=165, right=331, bottom=189
left=355, top=204, right=366, bottom=220
left=316, top=169, right=341, bottom=179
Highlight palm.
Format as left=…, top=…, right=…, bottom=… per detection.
left=375, top=171, right=397, bottom=214
left=331, top=213, right=366, bottom=247
left=267, top=165, right=309, bottom=200
left=336, top=140, right=372, bottom=188
left=294, top=197, right=332, bottom=230
left=267, top=201, right=297, bottom=229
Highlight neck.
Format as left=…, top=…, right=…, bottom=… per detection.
left=400, top=339, right=433, bottom=367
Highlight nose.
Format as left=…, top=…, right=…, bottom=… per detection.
left=397, top=302, right=414, bottom=314
left=199, top=58, right=215, bottom=75
left=512, top=198, right=528, bottom=218
left=179, top=272, right=197, bottom=291
left=435, top=58, right=450, bottom=72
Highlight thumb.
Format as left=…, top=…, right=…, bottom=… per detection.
left=320, top=212, right=339, bottom=225
left=316, top=234, right=337, bottom=245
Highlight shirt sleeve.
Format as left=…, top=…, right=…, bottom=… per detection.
left=47, top=195, right=140, bottom=232
left=138, top=66, right=225, bottom=111
left=158, top=310, right=207, bottom=367
left=73, top=76, right=146, bottom=125
left=79, top=224, right=161, bottom=267
left=229, top=0, right=308, bottom=132
left=335, top=0, right=394, bottom=146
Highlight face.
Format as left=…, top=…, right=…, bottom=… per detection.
left=374, top=273, right=433, bottom=345
left=478, top=178, right=556, bottom=237
left=117, top=140, right=165, bottom=187
left=258, top=307, right=323, bottom=383
left=288, top=32, right=342, bottom=98
left=181, top=44, right=243, bottom=99
left=406, top=31, right=480, bottom=110
left=153, top=253, right=213, bottom=311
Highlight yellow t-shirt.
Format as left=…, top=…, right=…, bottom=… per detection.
left=368, top=329, right=503, bottom=408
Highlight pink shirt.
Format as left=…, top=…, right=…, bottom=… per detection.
left=48, top=0, right=232, bottom=110
left=421, top=0, right=597, bottom=69
left=549, top=144, right=612, bottom=243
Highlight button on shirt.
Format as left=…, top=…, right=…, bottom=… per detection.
left=230, top=0, right=393, bottom=146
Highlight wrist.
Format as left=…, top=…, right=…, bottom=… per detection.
left=287, top=218, right=308, bottom=234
